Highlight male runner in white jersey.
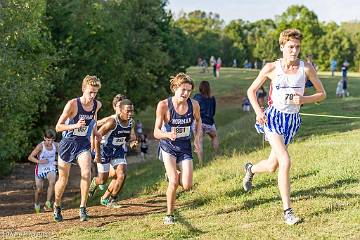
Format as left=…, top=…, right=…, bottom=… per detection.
left=28, top=129, right=59, bottom=213
left=243, top=29, right=326, bottom=225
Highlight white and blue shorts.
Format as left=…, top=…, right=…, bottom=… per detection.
left=255, top=106, right=302, bottom=145
left=97, top=158, right=127, bottom=173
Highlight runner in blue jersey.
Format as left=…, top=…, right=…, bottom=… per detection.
left=89, top=98, right=138, bottom=208
left=243, top=29, right=326, bottom=225
left=90, top=94, right=126, bottom=183
left=154, top=73, right=202, bottom=225
left=54, top=75, right=102, bottom=222
left=193, top=80, right=218, bottom=165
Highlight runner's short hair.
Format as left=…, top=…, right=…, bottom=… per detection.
left=44, top=129, right=56, bottom=139
left=169, top=73, right=194, bottom=93
left=119, top=99, right=133, bottom=109
left=112, top=94, right=126, bottom=109
left=279, top=29, right=303, bottom=46
left=82, top=75, right=101, bottom=89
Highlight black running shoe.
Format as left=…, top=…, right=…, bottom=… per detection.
left=79, top=207, right=89, bottom=222
left=53, top=204, right=63, bottom=222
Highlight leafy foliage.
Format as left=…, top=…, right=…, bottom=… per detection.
left=0, top=0, right=58, bottom=171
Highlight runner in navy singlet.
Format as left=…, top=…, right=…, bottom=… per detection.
left=154, top=73, right=202, bottom=225
left=89, top=98, right=137, bottom=208
left=53, top=75, right=102, bottom=222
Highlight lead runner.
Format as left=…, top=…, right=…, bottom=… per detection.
left=242, top=29, right=326, bottom=225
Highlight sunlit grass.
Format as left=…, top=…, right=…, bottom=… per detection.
left=60, top=67, right=360, bottom=239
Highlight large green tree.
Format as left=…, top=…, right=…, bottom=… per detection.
left=0, top=0, right=58, bottom=174
left=46, top=0, right=188, bottom=116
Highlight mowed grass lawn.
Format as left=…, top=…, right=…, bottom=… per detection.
left=61, top=67, right=360, bottom=239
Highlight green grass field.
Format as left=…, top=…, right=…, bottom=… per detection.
left=61, top=67, right=360, bottom=239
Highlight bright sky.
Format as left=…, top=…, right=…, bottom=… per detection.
left=167, top=0, right=360, bottom=24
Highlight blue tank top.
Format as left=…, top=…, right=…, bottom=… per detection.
left=161, top=97, right=194, bottom=141
left=62, top=98, right=97, bottom=142
left=193, top=93, right=216, bottom=125
left=101, top=115, right=133, bottom=158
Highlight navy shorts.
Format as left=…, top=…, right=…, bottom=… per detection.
left=100, top=145, right=126, bottom=164
left=59, top=138, right=91, bottom=163
left=159, top=140, right=192, bottom=163
left=305, top=79, right=313, bottom=88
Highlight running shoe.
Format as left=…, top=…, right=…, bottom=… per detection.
left=243, top=162, right=254, bottom=192
left=100, top=197, right=109, bottom=206
left=164, top=215, right=175, bottom=225
left=106, top=198, right=122, bottom=209
left=79, top=206, right=89, bottom=221
left=34, top=204, right=41, bottom=214
left=284, top=209, right=301, bottom=225
left=43, top=201, right=52, bottom=212
left=53, top=205, right=63, bottom=222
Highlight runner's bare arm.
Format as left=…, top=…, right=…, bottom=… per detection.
left=298, top=62, right=326, bottom=104
left=93, top=100, right=102, bottom=140
left=55, top=99, right=84, bottom=132
left=94, top=117, right=115, bottom=163
left=28, top=144, right=47, bottom=164
left=247, top=63, right=275, bottom=124
left=192, top=100, right=202, bottom=153
left=97, top=116, right=111, bottom=128
left=129, top=121, right=138, bottom=148
left=248, top=63, right=274, bottom=114
left=153, top=100, right=176, bottom=140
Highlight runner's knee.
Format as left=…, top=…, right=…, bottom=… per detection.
left=81, top=170, right=91, bottom=182
left=268, top=162, right=278, bottom=173
left=116, top=172, right=126, bottom=182
left=57, top=175, right=68, bottom=186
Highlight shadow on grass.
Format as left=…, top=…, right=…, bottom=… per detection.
left=175, top=212, right=206, bottom=238
left=239, top=178, right=359, bottom=211
left=226, top=170, right=319, bottom=198
left=180, top=196, right=213, bottom=210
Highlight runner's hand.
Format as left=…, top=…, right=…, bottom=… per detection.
left=94, top=131, right=102, bottom=142
left=256, top=111, right=267, bottom=125
left=293, top=93, right=303, bottom=105
left=129, top=140, right=138, bottom=148
left=167, top=130, right=177, bottom=141
left=39, top=159, right=49, bottom=164
left=75, top=118, right=86, bottom=128
left=194, top=137, right=202, bottom=154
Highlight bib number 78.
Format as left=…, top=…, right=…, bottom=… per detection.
left=284, top=93, right=296, bottom=105
left=285, top=93, right=294, bottom=101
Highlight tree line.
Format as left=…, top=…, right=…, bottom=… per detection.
left=175, top=5, right=360, bottom=71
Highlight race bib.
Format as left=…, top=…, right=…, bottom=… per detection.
left=112, top=137, right=126, bottom=146
left=172, top=126, right=191, bottom=138
left=73, top=126, right=89, bottom=136
left=282, top=88, right=296, bottom=105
